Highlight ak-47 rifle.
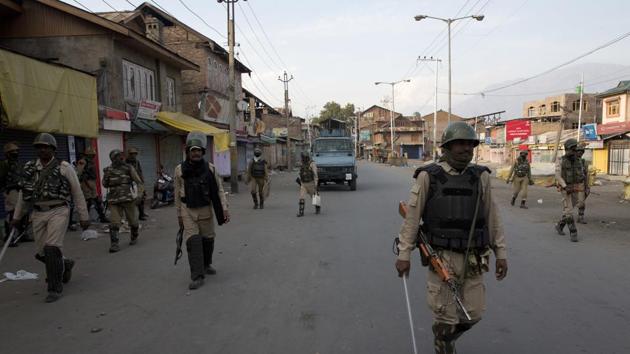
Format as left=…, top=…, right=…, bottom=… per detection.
left=397, top=201, right=472, bottom=321
left=174, top=227, right=183, bottom=265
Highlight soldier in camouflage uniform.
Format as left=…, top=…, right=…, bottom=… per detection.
left=175, top=132, right=229, bottom=290
left=1, top=142, right=31, bottom=246
left=126, top=147, right=149, bottom=221
left=103, top=149, right=143, bottom=253
left=12, top=133, right=90, bottom=303
left=246, top=147, right=269, bottom=209
left=554, top=138, right=586, bottom=242
left=576, top=144, right=590, bottom=224
left=297, top=152, right=320, bottom=217
left=506, top=150, right=534, bottom=209
left=76, top=146, right=109, bottom=223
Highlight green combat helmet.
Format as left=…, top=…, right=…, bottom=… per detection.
left=186, top=131, right=207, bottom=152
left=4, top=142, right=19, bottom=154
left=109, top=149, right=123, bottom=161
left=127, top=147, right=139, bottom=154
left=33, top=133, right=57, bottom=150
left=564, top=138, right=579, bottom=150
left=440, top=121, right=479, bottom=147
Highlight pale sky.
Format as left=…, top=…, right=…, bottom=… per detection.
left=72, top=0, right=630, bottom=118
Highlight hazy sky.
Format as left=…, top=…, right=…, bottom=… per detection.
left=73, top=0, right=630, bottom=118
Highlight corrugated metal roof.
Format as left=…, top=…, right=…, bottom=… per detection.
left=597, top=81, right=630, bottom=98
left=131, top=118, right=169, bottom=133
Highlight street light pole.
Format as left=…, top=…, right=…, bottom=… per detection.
left=418, top=56, right=441, bottom=161
left=414, top=14, right=484, bottom=124
left=375, top=80, right=410, bottom=157
left=278, top=71, right=294, bottom=170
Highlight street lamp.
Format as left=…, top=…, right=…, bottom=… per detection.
left=375, top=79, right=410, bottom=157
left=414, top=14, right=484, bottom=124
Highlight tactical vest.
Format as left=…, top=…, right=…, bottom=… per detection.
left=127, top=159, right=144, bottom=181
left=79, top=160, right=97, bottom=182
left=5, top=160, right=23, bottom=191
left=514, top=159, right=529, bottom=178
left=182, top=161, right=212, bottom=208
left=251, top=160, right=266, bottom=178
left=104, top=164, right=135, bottom=204
left=22, top=159, right=71, bottom=203
left=417, top=164, right=491, bottom=251
left=300, top=163, right=315, bottom=183
left=561, top=155, right=585, bottom=185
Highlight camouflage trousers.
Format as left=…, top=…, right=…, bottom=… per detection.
left=109, top=202, right=138, bottom=228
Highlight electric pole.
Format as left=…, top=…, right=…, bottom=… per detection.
left=219, top=0, right=242, bottom=193
left=278, top=71, right=293, bottom=170
left=418, top=56, right=441, bottom=161
left=577, top=73, right=584, bottom=142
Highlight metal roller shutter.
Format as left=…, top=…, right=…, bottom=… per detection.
left=125, top=133, right=158, bottom=190
left=159, top=135, right=184, bottom=177
left=402, top=145, right=420, bottom=159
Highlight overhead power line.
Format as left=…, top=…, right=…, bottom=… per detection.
left=71, top=0, right=92, bottom=12
left=177, top=0, right=226, bottom=40
left=245, top=1, right=289, bottom=70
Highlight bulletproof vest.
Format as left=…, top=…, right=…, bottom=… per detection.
left=183, top=161, right=212, bottom=208
left=22, top=159, right=71, bottom=203
left=251, top=159, right=266, bottom=177
left=561, top=155, right=585, bottom=185
left=418, top=164, right=491, bottom=251
left=104, top=163, right=134, bottom=204
left=514, top=159, right=529, bottom=178
left=5, top=159, right=23, bottom=191
left=299, top=162, right=315, bottom=183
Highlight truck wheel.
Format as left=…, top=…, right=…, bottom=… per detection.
left=349, top=178, right=357, bottom=191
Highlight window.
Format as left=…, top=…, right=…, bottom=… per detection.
left=539, top=104, right=546, bottom=115
left=572, top=100, right=587, bottom=111
left=123, top=60, right=156, bottom=102
left=166, top=77, right=176, bottom=108
left=607, top=99, right=620, bottom=117
left=527, top=106, right=535, bottom=117
left=551, top=101, right=560, bottom=112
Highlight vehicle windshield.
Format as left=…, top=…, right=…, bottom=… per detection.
left=314, top=139, right=353, bottom=153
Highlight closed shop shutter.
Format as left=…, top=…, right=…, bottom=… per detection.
left=159, top=135, right=184, bottom=177
left=608, top=140, right=630, bottom=175
left=402, top=145, right=420, bottom=159
left=125, top=133, right=158, bottom=189
left=0, top=129, right=71, bottom=218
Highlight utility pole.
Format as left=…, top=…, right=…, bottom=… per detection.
left=219, top=0, right=242, bottom=193
left=577, top=73, right=584, bottom=142
left=278, top=71, right=294, bottom=170
left=375, top=80, right=410, bottom=157
left=418, top=56, right=441, bottom=161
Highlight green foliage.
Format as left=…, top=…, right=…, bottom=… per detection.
left=317, top=101, right=355, bottom=123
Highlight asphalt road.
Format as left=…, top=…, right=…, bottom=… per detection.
left=1, top=161, right=629, bottom=353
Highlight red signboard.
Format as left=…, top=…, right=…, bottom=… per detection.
left=597, top=121, right=630, bottom=135
left=505, top=120, right=531, bottom=142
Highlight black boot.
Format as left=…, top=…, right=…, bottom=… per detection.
left=43, top=246, right=64, bottom=303
left=297, top=199, right=305, bottom=217
left=555, top=219, right=566, bottom=235
left=315, top=205, right=321, bottom=214
left=130, top=226, right=139, bottom=245
left=259, top=196, right=264, bottom=209
left=520, top=200, right=528, bottom=209
left=186, top=235, right=205, bottom=289
left=567, top=216, right=578, bottom=242
left=62, top=259, right=75, bottom=284
left=109, top=227, right=120, bottom=253
left=202, top=237, right=216, bottom=275
left=252, top=193, right=259, bottom=209
left=138, top=202, right=148, bottom=221
left=510, top=195, right=516, bottom=206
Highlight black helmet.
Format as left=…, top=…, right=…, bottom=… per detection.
left=109, top=149, right=123, bottom=161
left=186, top=131, right=207, bottom=151
left=519, top=150, right=528, bottom=156
left=440, top=122, right=479, bottom=148
left=564, top=138, right=578, bottom=150
left=33, top=133, right=57, bottom=150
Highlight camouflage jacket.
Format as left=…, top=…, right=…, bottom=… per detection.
left=102, top=163, right=142, bottom=204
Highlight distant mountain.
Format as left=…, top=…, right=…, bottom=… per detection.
left=455, top=63, right=630, bottom=119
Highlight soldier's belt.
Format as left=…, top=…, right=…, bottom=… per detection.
left=33, top=202, right=66, bottom=212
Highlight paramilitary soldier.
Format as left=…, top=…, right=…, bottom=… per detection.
left=126, top=147, right=149, bottom=221
left=575, top=144, right=590, bottom=224
left=297, top=152, right=320, bottom=217
left=246, top=147, right=269, bottom=209
left=555, top=138, right=586, bottom=242
left=103, top=149, right=143, bottom=253
left=175, top=131, right=229, bottom=290
left=506, top=150, right=534, bottom=209
left=11, top=133, right=90, bottom=303
left=76, top=146, right=109, bottom=223
left=1, top=142, right=31, bottom=246
left=395, top=122, right=508, bottom=354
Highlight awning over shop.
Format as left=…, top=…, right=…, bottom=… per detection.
left=156, top=111, right=229, bottom=151
left=131, top=118, right=169, bottom=133
left=259, top=134, right=276, bottom=144
left=0, top=48, right=98, bottom=137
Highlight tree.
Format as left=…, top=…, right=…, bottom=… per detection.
left=317, top=101, right=356, bottom=123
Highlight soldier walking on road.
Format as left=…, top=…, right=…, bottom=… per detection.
left=576, top=144, right=590, bottom=224
left=103, top=149, right=142, bottom=253
left=175, top=132, right=229, bottom=290
left=126, top=147, right=149, bottom=221
left=506, top=150, right=534, bottom=209
left=1, top=142, right=31, bottom=246
left=11, top=133, right=90, bottom=303
left=76, top=146, right=109, bottom=223
left=296, top=152, right=320, bottom=217
left=554, top=138, right=586, bottom=242
left=246, top=148, right=269, bottom=209
left=395, top=122, right=508, bottom=354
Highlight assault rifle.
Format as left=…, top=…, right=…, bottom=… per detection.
left=397, top=201, right=472, bottom=321
left=174, top=227, right=183, bottom=265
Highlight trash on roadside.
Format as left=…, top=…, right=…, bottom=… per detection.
left=90, top=327, right=103, bottom=333
left=537, top=199, right=543, bottom=204
left=3, top=270, right=38, bottom=281
left=81, top=229, right=98, bottom=240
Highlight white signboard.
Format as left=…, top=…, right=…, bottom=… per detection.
left=103, top=118, right=131, bottom=132
left=136, top=100, right=162, bottom=120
